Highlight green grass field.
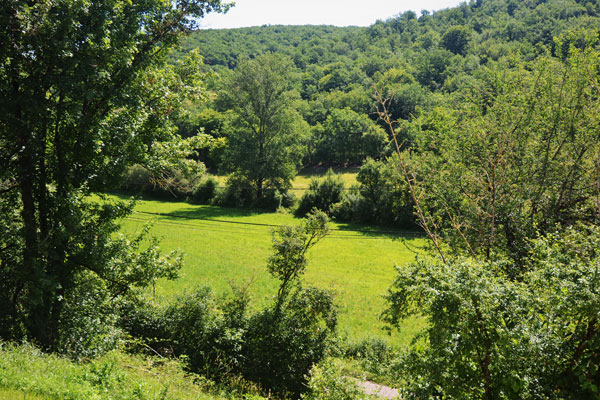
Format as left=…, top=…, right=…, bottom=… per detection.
left=117, top=195, right=425, bottom=346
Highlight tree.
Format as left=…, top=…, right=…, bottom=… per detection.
left=440, top=25, right=471, bottom=55
left=221, top=53, right=309, bottom=200
left=380, top=33, right=600, bottom=398
left=0, top=0, right=228, bottom=351
left=314, top=107, right=387, bottom=165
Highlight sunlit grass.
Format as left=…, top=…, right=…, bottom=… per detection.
left=0, top=342, right=227, bottom=400
left=117, top=196, right=426, bottom=346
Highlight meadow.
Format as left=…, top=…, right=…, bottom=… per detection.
left=117, top=195, right=426, bottom=346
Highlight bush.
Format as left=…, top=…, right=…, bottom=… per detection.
left=302, top=359, right=368, bottom=400
left=214, top=176, right=295, bottom=210
left=120, top=164, right=196, bottom=200
left=121, top=287, right=247, bottom=378
left=121, top=213, right=336, bottom=398
left=295, top=170, right=345, bottom=217
left=121, top=164, right=153, bottom=193
left=242, top=288, right=337, bottom=398
left=344, top=338, right=397, bottom=380
left=383, top=224, right=600, bottom=399
left=355, top=158, right=412, bottom=227
left=57, top=271, right=123, bottom=360
left=190, top=177, right=218, bottom=204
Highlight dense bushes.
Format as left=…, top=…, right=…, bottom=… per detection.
left=120, top=212, right=337, bottom=398
left=120, top=164, right=197, bottom=200
left=295, top=170, right=345, bottom=217
left=383, top=225, right=600, bottom=399
left=296, top=161, right=415, bottom=229
left=345, top=158, right=412, bottom=227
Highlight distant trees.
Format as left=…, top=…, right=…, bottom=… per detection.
left=313, top=108, right=388, bottom=165
left=440, top=25, right=471, bottom=55
left=221, top=54, right=309, bottom=201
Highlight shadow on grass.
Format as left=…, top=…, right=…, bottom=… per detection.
left=110, top=192, right=424, bottom=240
left=160, top=206, right=265, bottom=221
left=331, top=220, right=423, bottom=241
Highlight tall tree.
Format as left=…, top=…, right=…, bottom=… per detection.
left=221, top=53, right=309, bottom=199
left=0, top=0, right=228, bottom=350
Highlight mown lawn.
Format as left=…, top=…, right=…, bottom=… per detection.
left=117, top=196, right=426, bottom=346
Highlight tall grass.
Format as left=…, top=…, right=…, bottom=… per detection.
left=0, top=342, right=231, bottom=400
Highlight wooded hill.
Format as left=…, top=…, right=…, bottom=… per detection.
left=170, top=0, right=600, bottom=167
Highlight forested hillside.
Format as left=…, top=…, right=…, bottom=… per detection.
left=2, top=0, right=600, bottom=398
left=158, top=0, right=600, bottom=221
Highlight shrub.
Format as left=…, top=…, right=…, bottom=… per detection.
left=121, top=287, right=247, bottom=379
left=383, top=224, right=600, bottom=399
left=355, top=158, right=412, bottom=227
left=302, top=359, right=368, bottom=400
left=242, top=288, right=337, bottom=398
left=214, top=176, right=295, bottom=210
left=295, top=170, right=345, bottom=217
left=121, top=164, right=153, bottom=193
left=344, top=338, right=397, bottom=380
left=191, top=177, right=218, bottom=204
left=120, top=164, right=196, bottom=200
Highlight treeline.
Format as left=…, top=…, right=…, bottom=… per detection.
left=141, top=0, right=600, bottom=227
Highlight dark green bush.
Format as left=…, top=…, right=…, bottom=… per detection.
left=356, top=158, right=412, bottom=227
left=344, top=337, right=397, bottom=379
left=242, top=288, right=337, bottom=398
left=121, top=287, right=247, bottom=378
left=121, top=164, right=153, bottom=194
left=214, top=176, right=295, bottom=210
left=295, top=170, right=345, bottom=217
left=120, top=164, right=196, bottom=200
left=190, top=177, right=218, bottom=204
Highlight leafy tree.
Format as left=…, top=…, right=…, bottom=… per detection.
left=221, top=54, right=309, bottom=200
left=381, top=33, right=600, bottom=398
left=440, top=25, right=472, bottom=55
left=244, top=211, right=336, bottom=397
left=383, top=225, right=600, bottom=399
left=314, top=108, right=387, bottom=165
left=0, top=0, right=227, bottom=351
left=295, top=170, right=346, bottom=217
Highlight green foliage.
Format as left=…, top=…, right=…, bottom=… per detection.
left=440, top=25, right=471, bottom=55
left=220, top=53, right=309, bottom=201
left=313, top=108, right=387, bottom=165
left=243, top=287, right=337, bottom=398
left=344, top=338, right=398, bottom=381
left=382, top=33, right=600, bottom=399
left=213, top=175, right=295, bottom=210
left=268, top=210, right=329, bottom=312
left=121, top=164, right=198, bottom=200
left=119, top=196, right=424, bottom=344
left=295, top=170, right=346, bottom=217
left=191, top=177, right=219, bottom=204
left=122, top=212, right=336, bottom=398
left=0, top=342, right=231, bottom=399
left=384, top=225, right=600, bottom=399
left=331, top=159, right=413, bottom=228
left=302, top=359, right=368, bottom=400
left=405, top=46, right=600, bottom=262
left=0, top=0, right=226, bottom=351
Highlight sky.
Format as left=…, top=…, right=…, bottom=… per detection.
left=199, top=0, right=465, bottom=29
